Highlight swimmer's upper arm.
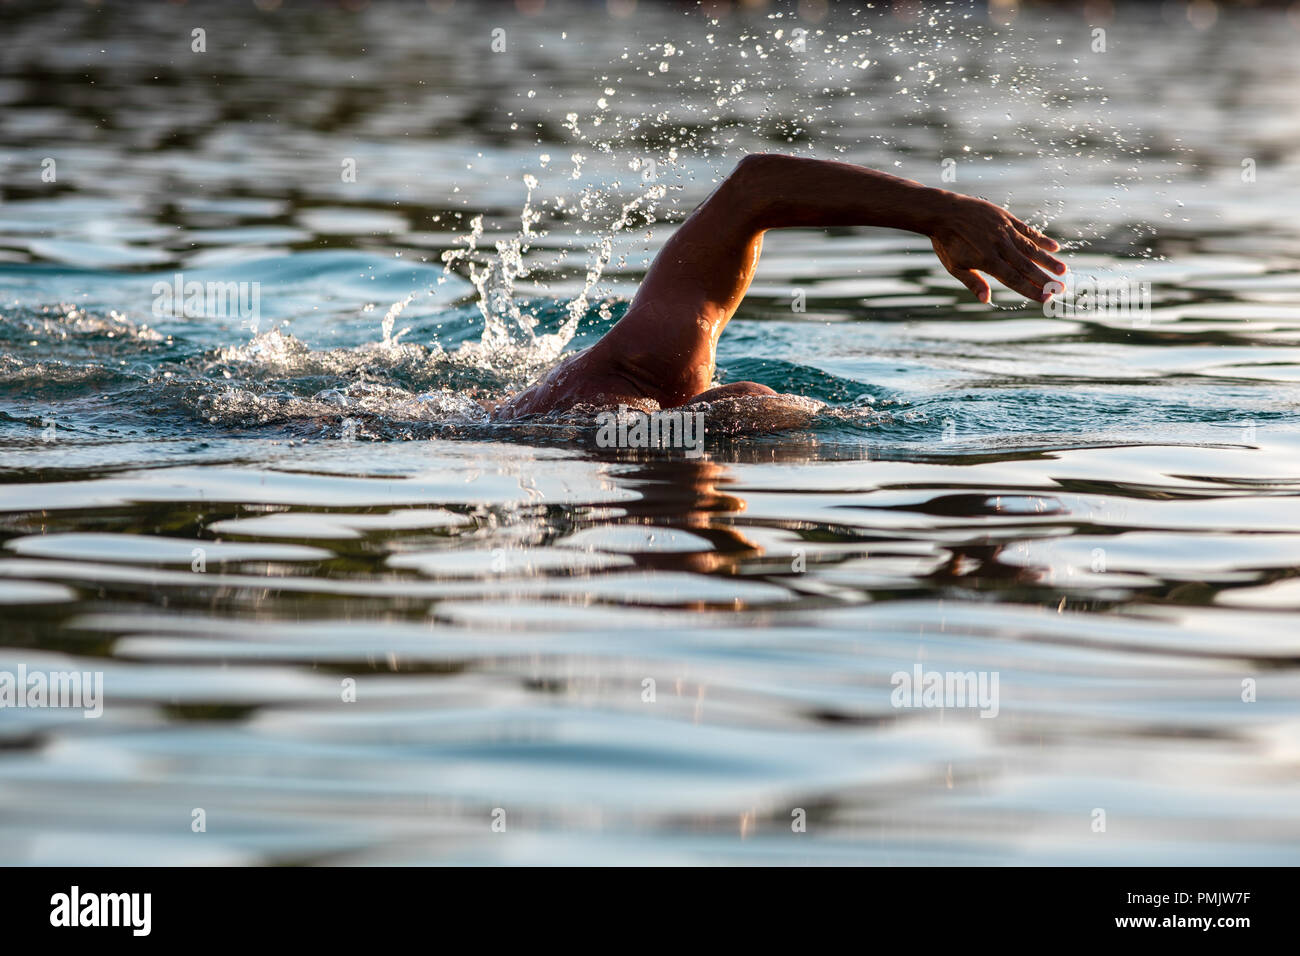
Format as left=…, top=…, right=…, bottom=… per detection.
left=592, top=160, right=769, bottom=406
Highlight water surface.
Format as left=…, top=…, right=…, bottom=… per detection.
left=1, top=1, right=1299, bottom=865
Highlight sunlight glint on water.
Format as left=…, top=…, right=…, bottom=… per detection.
left=0, top=2, right=1298, bottom=865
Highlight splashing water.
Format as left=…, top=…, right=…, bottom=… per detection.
left=0, top=2, right=1270, bottom=450
left=3, top=2, right=1300, bottom=868
left=437, top=171, right=666, bottom=377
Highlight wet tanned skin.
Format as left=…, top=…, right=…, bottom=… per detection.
left=493, top=153, right=1066, bottom=419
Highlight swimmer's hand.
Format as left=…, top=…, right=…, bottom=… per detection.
left=927, top=194, right=1066, bottom=304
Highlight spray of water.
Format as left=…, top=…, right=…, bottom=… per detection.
left=213, top=3, right=1171, bottom=436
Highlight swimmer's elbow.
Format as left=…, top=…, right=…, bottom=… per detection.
left=733, top=152, right=782, bottom=176
left=730, top=153, right=782, bottom=193
left=721, top=153, right=786, bottom=229
left=726, top=153, right=830, bottom=230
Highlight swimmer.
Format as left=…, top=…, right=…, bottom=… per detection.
left=493, top=153, right=1066, bottom=419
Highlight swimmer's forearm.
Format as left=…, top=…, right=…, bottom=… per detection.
left=724, top=152, right=1065, bottom=302
left=726, top=153, right=954, bottom=235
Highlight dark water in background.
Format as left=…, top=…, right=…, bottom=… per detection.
left=1, top=0, right=1300, bottom=864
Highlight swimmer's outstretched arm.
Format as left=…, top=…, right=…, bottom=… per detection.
left=496, top=153, right=1066, bottom=417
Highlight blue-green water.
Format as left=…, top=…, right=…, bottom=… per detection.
left=1, top=0, right=1299, bottom=864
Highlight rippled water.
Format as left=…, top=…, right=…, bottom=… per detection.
left=2, top=1, right=1300, bottom=865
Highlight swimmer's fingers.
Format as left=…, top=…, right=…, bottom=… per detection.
left=988, top=257, right=1053, bottom=302
left=989, top=240, right=1064, bottom=302
left=947, top=266, right=991, bottom=304
left=1011, top=217, right=1062, bottom=253
left=1008, top=231, right=1067, bottom=276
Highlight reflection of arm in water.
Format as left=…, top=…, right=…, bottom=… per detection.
left=495, top=153, right=1066, bottom=419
